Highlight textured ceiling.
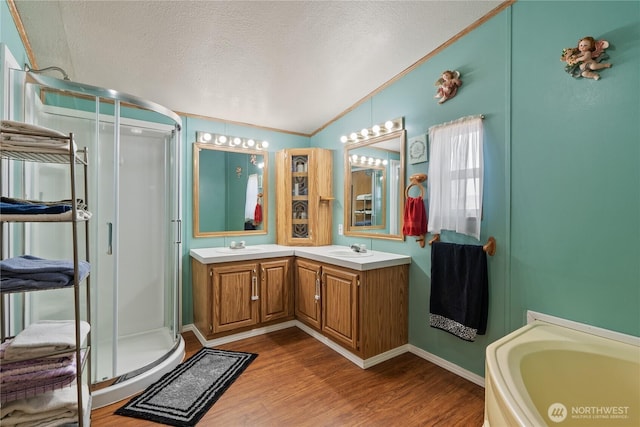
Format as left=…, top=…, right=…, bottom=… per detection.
left=13, top=1, right=502, bottom=135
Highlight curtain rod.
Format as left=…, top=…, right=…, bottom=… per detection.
left=429, top=114, right=485, bottom=133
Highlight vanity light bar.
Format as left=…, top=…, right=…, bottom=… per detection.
left=196, top=131, right=270, bottom=151
left=340, top=117, right=404, bottom=144
left=349, top=154, right=389, bottom=166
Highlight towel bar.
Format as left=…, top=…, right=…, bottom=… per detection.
left=428, top=234, right=497, bottom=256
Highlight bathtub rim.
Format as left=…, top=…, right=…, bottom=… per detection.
left=485, top=314, right=640, bottom=427
left=526, top=311, right=640, bottom=347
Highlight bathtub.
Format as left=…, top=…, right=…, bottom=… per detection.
left=484, top=318, right=640, bottom=426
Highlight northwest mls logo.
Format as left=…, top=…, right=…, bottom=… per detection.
left=548, top=403, right=568, bottom=423
left=547, top=402, right=631, bottom=423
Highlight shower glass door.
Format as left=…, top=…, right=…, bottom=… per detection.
left=7, top=70, right=182, bottom=385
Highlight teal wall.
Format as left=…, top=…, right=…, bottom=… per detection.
left=1, top=1, right=27, bottom=66
left=3, top=0, right=638, bottom=379
left=509, top=0, right=639, bottom=336
left=312, top=0, right=639, bottom=376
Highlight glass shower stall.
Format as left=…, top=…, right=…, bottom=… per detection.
left=2, top=69, right=183, bottom=406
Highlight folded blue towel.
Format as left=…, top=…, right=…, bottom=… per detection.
left=0, top=256, right=90, bottom=292
left=0, top=198, right=71, bottom=215
left=0, top=278, right=75, bottom=292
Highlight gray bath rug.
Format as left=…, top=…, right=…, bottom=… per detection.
left=115, top=347, right=257, bottom=426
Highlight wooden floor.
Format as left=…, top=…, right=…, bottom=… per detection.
left=91, top=327, right=485, bottom=426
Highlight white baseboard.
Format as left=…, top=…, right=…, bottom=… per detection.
left=181, top=322, right=484, bottom=387
left=408, top=344, right=485, bottom=388
left=183, top=320, right=297, bottom=348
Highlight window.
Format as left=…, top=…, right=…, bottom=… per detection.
left=427, top=116, right=484, bottom=240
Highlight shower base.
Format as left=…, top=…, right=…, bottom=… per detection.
left=91, top=328, right=185, bottom=408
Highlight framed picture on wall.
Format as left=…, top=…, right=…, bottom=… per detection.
left=408, top=134, right=428, bottom=164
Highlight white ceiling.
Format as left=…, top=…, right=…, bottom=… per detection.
left=14, top=1, right=502, bottom=135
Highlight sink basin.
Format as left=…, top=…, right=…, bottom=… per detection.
left=215, top=246, right=265, bottom=254
left=327, top=249, right=374, bottom=258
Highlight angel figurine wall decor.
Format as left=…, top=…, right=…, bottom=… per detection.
left=434, top=70, right=462, bottom=104
left=561, top=36, right=612, bottom=80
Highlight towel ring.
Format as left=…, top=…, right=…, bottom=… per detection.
left=405, top=183, right=424, bottom=198
left=405, top=173, right=427, bottom=198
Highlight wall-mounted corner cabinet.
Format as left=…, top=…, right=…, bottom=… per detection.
left=276, top=148, right=333, bottom=246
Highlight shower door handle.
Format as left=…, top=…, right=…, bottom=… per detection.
left=107, top=222, right=113, bottom=255
left=172, top=219, right=182, bottom=244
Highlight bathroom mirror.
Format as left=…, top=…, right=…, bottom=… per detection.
left=193, top=143, right=268, bottom=237
left=344, top=129, right=405, bottom=240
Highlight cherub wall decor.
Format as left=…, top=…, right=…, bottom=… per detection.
left=561, top=36, right=612, bottom=80
left=434, top=70, right=462, bottom=104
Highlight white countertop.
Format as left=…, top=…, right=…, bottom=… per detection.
left=190, top=244, right=411, bottom=271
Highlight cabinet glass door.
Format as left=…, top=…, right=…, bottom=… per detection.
left=291, top=154, right=309, bottom=240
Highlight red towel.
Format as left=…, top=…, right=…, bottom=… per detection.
left=254, top=203, right=263, bottom=224
left=402, top=197, right=427, bottom=236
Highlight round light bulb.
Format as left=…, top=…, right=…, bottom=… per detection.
left=382, top=159, right=388, bottom=165
left=361, top=128, right=369, bottom=137
left=385, top=120, right=394, bottom=130
left=247, top=139, right=255, bottom=147
left=217, top=135, right=227, bottom=144
left=202, top=132, right=212, bottom=142
left=340, top=135, right=348, bottom=143
left=372, top=125, right=381, bottom=134
left=233, top=137, right=241, bottom=145
left=350, top=132, right=358, bottom=141
left=262, top=141, right=269, bottom=148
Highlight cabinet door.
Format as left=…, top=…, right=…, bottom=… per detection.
left=294, top=259, right=322, bottom=329
left=212, top=262, right=259, bottom=333
left=276, top=148, right=332, bottom=246
left=260, top=258, right=292, bottom=322
left=322, top=265, right=359, bottom=350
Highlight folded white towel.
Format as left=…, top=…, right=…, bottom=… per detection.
left=0, top=384, right=88, bottom=426
left=3, top=320, right=90, bottom=361
left=0, top=209, right=92, bottom=222
left=1, top=120, right=67, bottom=138
left=1, top=120, right=77, bottom=154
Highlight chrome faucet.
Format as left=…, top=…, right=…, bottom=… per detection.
left=350, top=244, right=367, bottom=253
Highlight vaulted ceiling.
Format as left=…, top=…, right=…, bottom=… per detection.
left=13, top=1, right=503, bottom=135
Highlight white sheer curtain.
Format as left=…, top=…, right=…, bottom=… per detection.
left=245, top=174, right=258, bottom=220
left=389, top=159, right=400, bottom=234
left=427, top=115, right=484, bottom=240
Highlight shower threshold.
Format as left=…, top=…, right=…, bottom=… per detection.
left=91, top=330, right=185, bottom=408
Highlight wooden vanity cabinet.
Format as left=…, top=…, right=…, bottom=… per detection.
left=192, top=257, right=293, bottom=339
left=294, top=259, right=408, bottom=359
left=276, top=148, right=333, bottom=246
